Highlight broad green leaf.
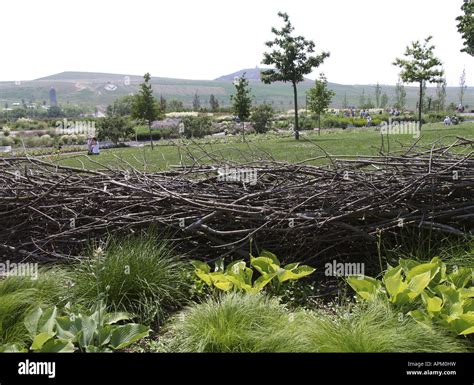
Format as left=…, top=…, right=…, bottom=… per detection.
left=77, top=315, right=97, bottom=348
left=97, top=325, right=113, bottom=346
left=449, top=313, right=474, bottom=335
left=408, top=309, right=432, bottom=327
left=24, top=307, right=43, bottom=335
left=250, top=256, right=278, bottom=275
left=195, top=271, right=212, bottom=286
left=347, top=276, right=381, bottom=301
left=38, top=306, right=58, bottom=335
left=214, top=258, right=225, bottom=272
left=447, top=267, right=473, bottom=289
left=214, top=281, right=233, bottom=291
left=40, top=339, right=75, bottom=353
left=421, top=292, right=443, bottom=313
left=406, top=262, right=439, bottom=282
left=31, top=332, right=55, bottom=350
left=253, top=273, right=276, bottom=292
left=399, top=258, right=419, bottom=274
left=278, top=265, right=315, bottom=282
left=283, top=262, right=300, bottom=271
left=259, top=250, right=280, bottom=265
left=105, top=312, right=131, bottom=325
left=109, top=324, right=150, bottom=350
left=383, top=266, right=407, bottom=298
left=407, top=270, right=432, bottom=296
left=191, top=260, right=210, bottom=273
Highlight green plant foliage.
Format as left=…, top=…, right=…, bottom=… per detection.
left=191, top=251, right=315, bottom=294
left=298, top=300, right=467, bottom=352
left=16, top=302, right=150, bottom=352
left=158, top=292, right=303, bottom=352
left=347, top=257, right=474, bottom=335
left=72, top=234, right=192, bottom=326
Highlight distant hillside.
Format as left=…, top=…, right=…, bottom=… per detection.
left=1, top=70, right=473, bottom=111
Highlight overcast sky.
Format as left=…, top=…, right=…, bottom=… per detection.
left=1, top=0, right=472, bottom=86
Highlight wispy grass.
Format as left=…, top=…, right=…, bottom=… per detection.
left=298, top=300, right=468, bottom=353
left=159, top=292, right=303, bottom=352
left=0, top=267, right=71, bottom=345
left=72, top=233, right=192, bottom=326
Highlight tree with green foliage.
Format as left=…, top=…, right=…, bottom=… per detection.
left=307, top=73, right=335, bottom=134
left=98, top=116, right=133, bottom=145
left=261, top=12, right=329, bottom=140
left=160, top=95, right=167, bottom=112
left=132, top=73, right=161, bottom=150
left=47, top=105, right=64, bottom=118
left=107, top=95, right=134, bottom=116
left=209, top=94, right=219, bottom=112
left=394, top=79, right=406, bottom=110
left=251, top=104, right=274, bottom=134
left=341, top=92, right=348, bottom=109
left=393, top=36, right=444, bottom=129
left=192, top=92, right=201, bottom=111
left=374, top=83, right=382, bottom=108
left=358, top=89, right=366, bottom=109
left=231, top=73, right=253, bottom=140
left=168, top=99, right=184, bottom=112
left=456, top=0, right=474, bottom=56
left=380, top=93, right=389, bottom=108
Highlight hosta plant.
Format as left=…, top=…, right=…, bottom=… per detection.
left=347, top=257, right=474, bottom=335
left=0, top=302, right=150, bottom=353
left=192, top=251, right=315, bottom=294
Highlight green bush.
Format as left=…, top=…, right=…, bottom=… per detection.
left=250, top=104, right=275, bottom=134
left=72, top=234, right=192, bottom=326
left=298, top=300, right=467, bottom=352
left=159, top=292, right=303, bottom=352
left=181, top=116, right=212, bottom=139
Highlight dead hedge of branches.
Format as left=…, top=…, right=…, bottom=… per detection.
left=0, top=139, right=472, bottom=264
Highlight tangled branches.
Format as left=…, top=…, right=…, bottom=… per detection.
left=0, top=139, right=472, bottom=263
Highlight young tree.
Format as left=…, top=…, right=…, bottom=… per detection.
left=358, top=89, right=366, bottom=109
left=192, top=92, right=201, bottom=111
left=132, top=73, right=161, bottom=150
left=160, top=95, right=167, bottom=112
left=168, top=99, right=184, bottom=112
left=261, top=12, right=329, bottom=140
left=393, top=36, right=444, bottom=129
left=380, top=93, right=389, bottom=108
left=394, top=79, right=407, bottom=110
left=307, top=73, right=335, bottom=134
left=456, top=0, right=474, bottom=56
left=341, top=92, right=348, bottom=109
left=374, top=83, right=382, bottom=108
left=209, top=94, right=219, bottom=112
left=251, top=104, right=274, bottom=134
left=435, top=79, right=447, bottom=112
left=231, top=73, right=252, bottom=140
left=459, top=68, right=467, bottom=106
left=107, top=95, right=134, bottom=116
left=98, top=116, right=133, bottom=145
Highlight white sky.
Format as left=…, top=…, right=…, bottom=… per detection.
left=1, top=0, right=473, bottom=86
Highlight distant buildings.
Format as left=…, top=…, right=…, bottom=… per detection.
left=49, top=87, right=57, bottom=106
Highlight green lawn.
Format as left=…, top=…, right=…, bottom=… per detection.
left=53, top=122, right=473, bottom=171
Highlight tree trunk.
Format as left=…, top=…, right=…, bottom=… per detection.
left=242, top=121, right=245, bottom=142
left=418, top=81, right=423, bottom=131
left=318, top=113, right=321, bottom=136
left=292, top=81, right=299, bottom=140
left=149, top=120, right=154, bottom=150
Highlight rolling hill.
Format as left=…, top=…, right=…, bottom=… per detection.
left=0, top=70, right=472, bottom=112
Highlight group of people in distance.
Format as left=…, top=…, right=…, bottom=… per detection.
left=87, top=137, right=100, bottom=155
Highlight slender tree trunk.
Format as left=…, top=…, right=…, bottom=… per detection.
left=318, top=113, right=321, bottom=136
left=148, top=120, right=154, bottom=150
left=418, top=81, right=423, bottom=131
left=242, top=121, right=245, bottom=142
left=292, top=81, right=299, bottom=140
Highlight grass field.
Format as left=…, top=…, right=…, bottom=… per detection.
left=53, top=122, right=473, bottom=171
